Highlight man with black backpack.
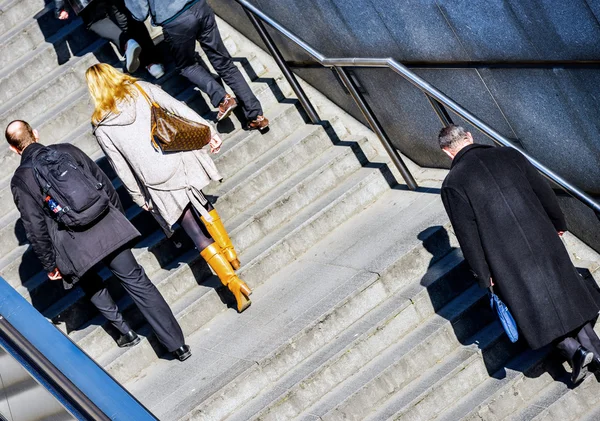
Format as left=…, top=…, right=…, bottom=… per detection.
left=6, top=120, right=191, bottom=362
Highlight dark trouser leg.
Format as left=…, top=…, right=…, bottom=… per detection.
left=87, top=18, right=128, bottom=52
left=179, top=205, right=214, bottom=251
left=108, top=0, right=159, bottom=66
left=556, top=336, right=582, bottom=363
left=79, top=272, right=131, bottom=335
left=163, top=14, right=227, bottom=108
left=104, top=248, right=185, bottom=352
left=194, top=1, right=263, bottom=120
left=577, top=321, right=600, bottom=356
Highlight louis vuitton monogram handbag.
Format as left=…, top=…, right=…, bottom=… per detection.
left=135, top=83, right=212, bottom=153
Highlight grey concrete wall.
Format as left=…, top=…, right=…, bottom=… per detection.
left=209, top=0, right=600, bottom=251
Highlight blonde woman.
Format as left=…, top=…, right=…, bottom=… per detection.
left=85, top=63, right=251, bottom=313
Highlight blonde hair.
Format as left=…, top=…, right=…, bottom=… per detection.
left=85, top=63, right=139, bottom=125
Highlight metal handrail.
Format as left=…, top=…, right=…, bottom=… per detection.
left=236, top=0, right=600, bottom=214
left=0, top=276, right=158, bottom=421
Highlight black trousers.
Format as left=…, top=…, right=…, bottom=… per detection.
left=79, top=272, right=131, bottom=335
left=162, top=0, right=263, bottom=120
left=556, top=320, right=600, bottom=362
left=81, top=247, right=185, bottom=352
left=80, top=0, right=158, bottom=66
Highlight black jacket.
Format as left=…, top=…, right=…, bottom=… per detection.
left=54, top=0, right=94, bottom=16
left=11, top=143, right=140, bottom=282
left=442, top=144, right=600, bottom=349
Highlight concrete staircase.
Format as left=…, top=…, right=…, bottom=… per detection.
left=1, top=1, right=600, bottom=420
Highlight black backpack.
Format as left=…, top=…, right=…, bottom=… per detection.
left=32, top=147, right=110, bottom=228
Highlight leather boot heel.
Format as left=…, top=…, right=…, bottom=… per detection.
left=200, top=243, right=252, bottom=313
left=202, top=209, right=241, bottom=269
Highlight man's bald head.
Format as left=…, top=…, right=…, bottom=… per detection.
left=5, top=120, right=37, bottom=152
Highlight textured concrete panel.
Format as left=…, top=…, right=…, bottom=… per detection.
left=478, top=68, right=600, bottom=193
left=370, top=0, right=469, bottom=61
left=436, top=0, right=540, bottom=60
left=507, top=0, right=600, bottom=59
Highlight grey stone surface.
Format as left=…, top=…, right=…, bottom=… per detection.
left=210, top=0, right=600, bottom=253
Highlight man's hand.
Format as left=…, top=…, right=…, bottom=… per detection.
left=48, top=268, right=62, bottom=280
left=58, top=10, right=69, bottom=20
left=490, top=277, right=494, bottom=287
left=142, top=202, right=153, bottom=211
left=209, top=133, right=222, bottom=154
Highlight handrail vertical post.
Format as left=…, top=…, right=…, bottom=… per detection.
left=242, top=8, right=321, bottom=124
left=426, top=95, right=455, bottom=127
left=334, top=67, right=418, bottom=191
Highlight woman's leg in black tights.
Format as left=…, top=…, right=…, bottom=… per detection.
left=179, top=206, right=214, bottom=251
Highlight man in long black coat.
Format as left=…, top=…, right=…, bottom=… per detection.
left=6, top=120, right=191, bottom=361
left=438, top=125, right=600, bottom=384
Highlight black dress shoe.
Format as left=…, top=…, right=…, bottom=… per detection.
left=571, top=346, right=594, bottom=384
left=587, top=355, right=600, bottom=374
left=173, top=345, right=191, bottom=362
left=116, top=331, right=141, bottom=348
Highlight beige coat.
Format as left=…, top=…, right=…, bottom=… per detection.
left=94, top=81, right=222, bottom=231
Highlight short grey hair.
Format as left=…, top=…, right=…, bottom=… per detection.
left=438, top=125, right=469, bottom=150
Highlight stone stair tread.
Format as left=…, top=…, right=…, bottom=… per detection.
left=232, top=163, right=386, bottom=267
left=58, top=147, right=382, bottom=365
left=206, top=123, right=325, bottom=203
left=295, top=283, right=482, bottom=421
left=530, top=373, right=600, bottom=421
left=123, top=190, right=451, bottom=419
left=227, top=250, right=466, bottom=421
left=505, top=377, right=571, bottom=421
left=190, top=197, right=456, bottom=421
left=0, top=3, right=53, bottom=47
left=362, top=321, right=504, bottom=421
left=434, top=347, right=549, bottom=421
left=222, top=134, right=370, bottom=233
left=0, top=23, right=100, bottom=102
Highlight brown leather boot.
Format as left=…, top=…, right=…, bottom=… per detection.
left=201, top=209, right=241, bottom=270
left=200, top=243, right=251, bottom=313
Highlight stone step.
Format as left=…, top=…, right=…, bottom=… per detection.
left=0, top=3, right=65, bottom=72
left=530, top=374, right=600, bottom=421
left=182, top=190, right=454, bottom=420
left=97, top=158, right=394, bottom=385
left=0, top=22, right=112, bottom=105
left=123, top=179, right=449, bottom=419
left=0, top=0, right=46, bottom=39
left=303, top=284, right=491, bottom=421
left=227, top=252, right=469, bottom=421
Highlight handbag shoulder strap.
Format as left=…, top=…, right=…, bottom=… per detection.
left=134, top=82, right=159, bottom=109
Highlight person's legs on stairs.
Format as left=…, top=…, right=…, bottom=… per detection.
left=200, top=205, right=241, bottom=270
left=201, top=243, right=251, bottom=313
left=193, top=1, right=264, bottom=123
left=108, top=0, right=163, bottom=76
left=103, top=247, right=189, bottom=358
left=79, top=272, right=141, bottom=347
left=163, top=11, right=228, bottom=108
left=577, top=320, right=600, bottom=374
left=179, top=205, right=215, bottom=251
left=557, top=335, right=594, bottom=384
left=79, top=272, right=130, bottom=335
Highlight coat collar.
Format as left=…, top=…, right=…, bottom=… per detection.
left=451, top=143, right=493, bottom=169
left=20, top=142, right=44, bottom=165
